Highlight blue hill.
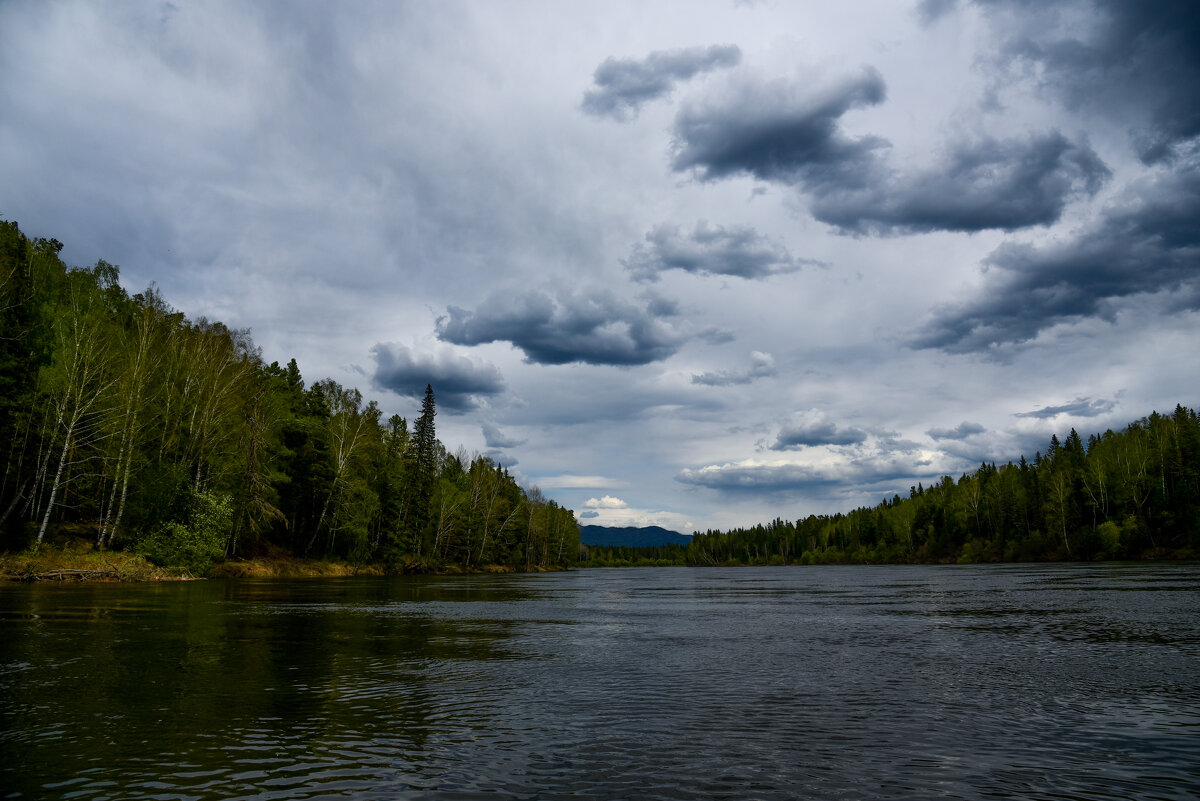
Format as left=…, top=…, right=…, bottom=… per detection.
left=579, top=525, right=691, bottom=548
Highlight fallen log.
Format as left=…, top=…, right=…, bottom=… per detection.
left=23, top=568, right=120, bottom=582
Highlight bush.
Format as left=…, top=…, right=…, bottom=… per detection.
left=958, top=538, right=994, bottom=563
left=135, top=490, right=232, bottom=576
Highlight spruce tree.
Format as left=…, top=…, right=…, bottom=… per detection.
left=409, top=384, right=437, bottom=547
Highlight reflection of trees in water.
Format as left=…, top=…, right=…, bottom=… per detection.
left=0, top=577, right=537, bottom=797
left=4, top=568, right=1200, bottom=800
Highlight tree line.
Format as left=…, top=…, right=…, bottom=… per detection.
left=0, top=220, right=578, bottom=573
left=581, top=407, right=1200, bottom=567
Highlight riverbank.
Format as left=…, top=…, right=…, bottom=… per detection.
left=0, top=548, right=188, bottom=582
left=0, top=543, right=561, bottom=583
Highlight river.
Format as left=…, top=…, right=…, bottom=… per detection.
left=1, top=563, right=1197, bottom=800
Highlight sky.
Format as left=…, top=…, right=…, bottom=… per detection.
left=2, top=0, right=1198, bottom=533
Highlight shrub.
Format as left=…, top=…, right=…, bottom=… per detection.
left=135, top=490, right=232, bottom=576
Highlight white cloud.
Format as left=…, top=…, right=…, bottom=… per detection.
left=536, top=475, right=630, bottom=490
left=585, top=495, right=629, bottom=509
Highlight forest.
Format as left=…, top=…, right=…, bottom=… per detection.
left=3, top=218, right=1196, bottom=577
left=582, top=405, right=1200, bottom=567
left=0, top=220, right=579, bottom=575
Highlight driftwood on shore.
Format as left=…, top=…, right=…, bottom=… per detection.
left=20, top=568, right=120, bottom=582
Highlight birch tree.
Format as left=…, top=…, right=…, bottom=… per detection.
left=304, top=381, right=377, bottom=554
left=97, top=288, right=170, bottom=546
left=34, top=270, right=117, bottom=545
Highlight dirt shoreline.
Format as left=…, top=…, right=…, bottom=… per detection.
left=0, top=547, right=561, bottom=583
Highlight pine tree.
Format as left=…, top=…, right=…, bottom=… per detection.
left=409, top=384, right=437, bottom=549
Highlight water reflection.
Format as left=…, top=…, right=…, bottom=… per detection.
left=1, top=565, right=1198, bottom=800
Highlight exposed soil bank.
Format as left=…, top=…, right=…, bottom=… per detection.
left=1, top=544, right=563, bottom=582
left=0, top=549, right=189, bottom=582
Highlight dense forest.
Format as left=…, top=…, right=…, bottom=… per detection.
left=582, top=408, right=1200, bottom=567
left=4, top=219, right=1196, bottom=576
left=0, top=220, right=578, bottom=574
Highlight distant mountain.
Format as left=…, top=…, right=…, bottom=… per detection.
left=579, top=525, right=691, bottom=548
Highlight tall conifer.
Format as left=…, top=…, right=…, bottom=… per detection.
left=410, top=384, right=437, bottom=543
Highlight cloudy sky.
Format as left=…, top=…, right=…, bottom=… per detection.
left=2, top=0, right=1197, bottom=532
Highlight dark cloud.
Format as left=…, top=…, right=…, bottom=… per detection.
left=811, top=133, right=1109, bottom=234
left=677, top=462, right=838, bottom=492
left=692, top=351, right=776, bottom=386
left=624, top=221, right=822, bottom=282
left=677, top=453, right=941, bottom=494
left=897, top=0, right=1200, bottom=285
left=771, top=420, right=867, bottom=450
left=370, top=343, right=505, bottom=413
left=1014, top=397, right=1116, bottom=419
left=671, top=67, right=888, bottom=185
left=579, top=510, right=601, bottom=519
left=927, top=421, right=986, bottom=440
left=976, top=0, right=1200, bottom=163
left=481, top=421, right=526, bottom=449
left=436, top=288, right=684, bottom=366
left=672, top=71, right=1105, bottom=234
left=874, top=431, right=926, bottom=454
left=582, top=45, right=742, bottom=121
left=916, top=0, right=959, bottom=25
left=643, top=293, right=681, bottom=317
left=912, top=153, right=1200, bottom=352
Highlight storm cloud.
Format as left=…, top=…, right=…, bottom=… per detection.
left=913, top=156, right=1200, bottom=352
left=672, top=70, right=1106, bottom=234
left=677, top=462, right=838, bottom=493
left=624, top=222, right=819, bottom=282
left=975, top=0, right=1200, bottom=163
left=677, top=452, right=944, bottom=494
left=436, top=288, right=684, bottom=366
left=582, top=44, right=741, bottom=121
left=1015, top=397, right=1116, bottom=419
left=812, top=133, right=1109, bottom=234
left=370, top=343, right=505, bottom=413
left=671, top=67, right=888, bottom=185
left=772, top=419, right=868, bottom=450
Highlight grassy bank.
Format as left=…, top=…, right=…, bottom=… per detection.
left=0, top=547, right=189, bottom=582
left=1, top=541, right=564, bottom=582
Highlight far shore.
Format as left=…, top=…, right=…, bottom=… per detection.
left=6, top=542, right=1199, bottom=585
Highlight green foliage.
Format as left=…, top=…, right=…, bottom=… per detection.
left=0, top=219, right=577, bottom=572
left=135, top=490, right=232, bottom=575
left=580, top=409, right=1200, bottom=568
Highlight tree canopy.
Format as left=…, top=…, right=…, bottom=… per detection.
left=582, top=406, right=1200, bottom=567
left=0, top=220, right=577, bottom=573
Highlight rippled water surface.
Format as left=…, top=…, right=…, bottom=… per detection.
left=1, top=564, right=1198, bottom=800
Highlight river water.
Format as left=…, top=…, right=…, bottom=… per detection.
left=1, top=564, right=1197, bottom=800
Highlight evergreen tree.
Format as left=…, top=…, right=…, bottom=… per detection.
left=409, top=384, right=437, bottom=548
